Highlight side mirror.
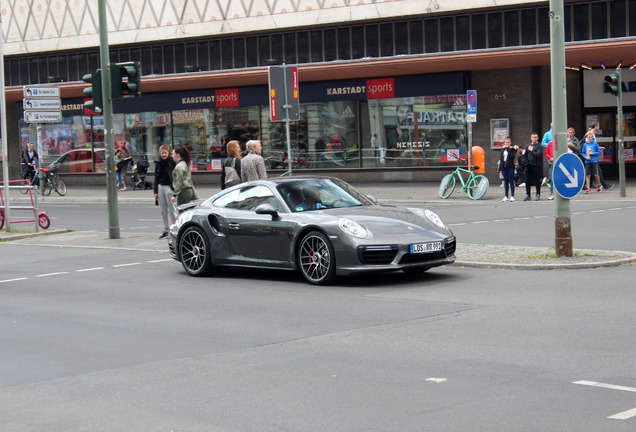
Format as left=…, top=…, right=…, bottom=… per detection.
left=255, top=203, right=280, bottom=219
left=366, top=194, right=378, bottom=204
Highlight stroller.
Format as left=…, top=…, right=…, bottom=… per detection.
left=131, top=159, right=153, bottom=190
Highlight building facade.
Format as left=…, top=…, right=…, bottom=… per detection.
left=2, top=0, right=636, bottom=183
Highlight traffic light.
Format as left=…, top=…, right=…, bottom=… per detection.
left=82, top=70, right=103, bottom=113
left=604, top=71, right=620, bottom=96
left=111, top=61, right=141, bottom=98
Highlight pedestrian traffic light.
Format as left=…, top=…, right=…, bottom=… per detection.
left=604, top=71, right=620, bottom=96
left=111, top=61, right=141, bottom=98
left=82, top=70, right=103, bottom=113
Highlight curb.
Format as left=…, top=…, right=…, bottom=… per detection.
left=0, top=228, right=73, bottom=242
left=453, top=255, right=636, bottom=270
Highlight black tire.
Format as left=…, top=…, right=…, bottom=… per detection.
left=0, top=209, right=5, bottom=230
left=53, top=175, right=67, bottom=196
left=42, top=180, right=53, bottom=196
left=19, top=170, right=31, bottom=194
left=298, top=231, right=337, bottom=285
left=179, top=226, right=213, bottom=276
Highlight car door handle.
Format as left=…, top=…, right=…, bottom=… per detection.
left=228, top=222, right=240, bottom=230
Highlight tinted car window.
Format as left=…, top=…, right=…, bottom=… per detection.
left=236, top=185, right=279, bottom=211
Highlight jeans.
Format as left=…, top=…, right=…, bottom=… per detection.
left=502, top=167, right=515, bottom=198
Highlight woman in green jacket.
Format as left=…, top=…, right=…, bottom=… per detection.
left=171, top=146, right=195, bottom=206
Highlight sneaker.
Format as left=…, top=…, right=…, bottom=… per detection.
left=541, top=177, right=548, bottom=186
left=585, top=189, right=590, bottom=194
left=510, top=196, right=515, bottom=202
left=605, top=183, right=614, bottom=190
left=518, top=182, right=526, bottom=187
left=548, top=194, right=554, bottom=200
left=523, top=195, right=531, bottom=201
left=159, top=232, right=169, bottom=239
left=502, top=197, right=509, bottom=202
left=597, top=186, right=603, bottom=192
left=535, top=194, right=540, bottom=201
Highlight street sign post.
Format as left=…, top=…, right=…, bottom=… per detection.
left=23, top=86, right=62, bottom=125
left=553, top=152, right=585, bottom=199
left=268, top=64, right=300, bottom=176
left=23, top=111, right=63, bottom=123
left=467, top=90, right=477, bottom=123
left=23, top=86, right=60, bottom=98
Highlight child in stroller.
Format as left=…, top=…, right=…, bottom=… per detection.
left=131, top=159, right=153, bottom=190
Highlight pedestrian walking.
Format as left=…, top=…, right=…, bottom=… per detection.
left=154, top=144, right=177, bottom=239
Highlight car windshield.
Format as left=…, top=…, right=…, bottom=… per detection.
left=277, top=178, right=373, bottom=212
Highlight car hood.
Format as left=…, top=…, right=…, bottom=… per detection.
left=321, top=205, right=450, bottom=235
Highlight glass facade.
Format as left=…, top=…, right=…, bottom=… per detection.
left=19, top=93, right=468, bottom=173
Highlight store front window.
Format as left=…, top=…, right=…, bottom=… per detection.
left=367, top=96, right=467, bottom=168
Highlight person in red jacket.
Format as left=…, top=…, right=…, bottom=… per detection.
left=545, top=140, right=554, bottom=200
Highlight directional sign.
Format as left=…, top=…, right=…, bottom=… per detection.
left=553, top=152, right=585, bottom=199
left=268, top=65, right=300, bottom=122
left=467, top=90, right=477, bottom=123
left=23, top=111, right=63, bottom=124
left=23, top=98, right=62, bottom=110
left=23, top=86, right=60, bottom=98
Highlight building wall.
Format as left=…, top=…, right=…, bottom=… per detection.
left=2, top=0, right=545, bottom=55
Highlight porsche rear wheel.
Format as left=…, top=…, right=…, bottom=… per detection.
left=298, top=231, right=336, bottom=285
left=179, top=226, right=212, bottom=276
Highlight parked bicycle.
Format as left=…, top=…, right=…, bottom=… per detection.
left=18, top=164, right=66, bottom=196
left=438, top=164, right=489, bottom=200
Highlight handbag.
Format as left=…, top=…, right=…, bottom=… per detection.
left=224, top=158, right=241, bottom=187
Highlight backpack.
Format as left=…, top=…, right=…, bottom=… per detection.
left=223, top=157, right=241, bottom=187
left=518, top=151, right=529, bottom=168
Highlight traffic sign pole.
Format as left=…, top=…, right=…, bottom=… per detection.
left=549, top=0, right=573, bottom=257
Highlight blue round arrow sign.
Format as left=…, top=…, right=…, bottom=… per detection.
left=553, top=152, right=585, bottom=199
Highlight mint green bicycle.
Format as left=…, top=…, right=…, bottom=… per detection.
left=438, top=165, right=489, bottom=199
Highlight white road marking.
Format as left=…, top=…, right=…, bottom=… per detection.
left=147, top=259, right=173, bottom=263
left=609, top=407, right=636, bottom=420
left=75, top=267, right=105, bottom=272
left=573, top=380, right=636, bottom=393
left=573, top=380, right=636, bottom=420
left=35, top=272, right=69, bottom=277
left=112, top=263, right=141, bottom=268
left=590, top=210, right=606, bottom=213
left=0, top=278, right=28, bottom=284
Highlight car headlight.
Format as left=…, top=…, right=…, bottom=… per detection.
left=338, top=217, right=368, bottom=238
left=424, top=210, right=447, bottom=229
left=408, top=208, right=448, bottom=230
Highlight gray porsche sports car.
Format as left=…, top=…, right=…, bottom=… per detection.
left=169, top=176, right=456, bottom=285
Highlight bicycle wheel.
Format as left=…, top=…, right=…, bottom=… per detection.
left=18, top=171, right=31, bottom=194
left=467, top=175, right=489, bottom=200
left=0, top=209, right=4, bottom=230
left=438, top=174, right=456, bottom=198
left=53, top=174, right=67, bottom=196
left=42, top=178, right=53, bottom=196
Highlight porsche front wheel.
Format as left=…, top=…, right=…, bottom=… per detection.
left=179, top=226, right=212, bottom=276
left=298, top=231, right=336, bottom=285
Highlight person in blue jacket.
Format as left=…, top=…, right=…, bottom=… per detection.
left=581, top=131, right=602, bottom=193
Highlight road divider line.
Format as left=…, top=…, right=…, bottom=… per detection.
left=147, top=259, right=173, bottom=263
left=0, top=277, right=28, bottom=284
left=36, top=272, right=69, bottom=278
left=112, top=263, right=141, bottom=268
left=75, top=267, right=105, bottom=272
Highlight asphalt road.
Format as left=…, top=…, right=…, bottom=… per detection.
left=1, top=198, right=635, bottom=430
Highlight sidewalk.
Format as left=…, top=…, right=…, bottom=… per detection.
left=4, top=178, right=636, bottom=205
left=2, top=179, right=636, bottom=270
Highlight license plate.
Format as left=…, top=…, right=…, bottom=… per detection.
left=410, top=241, right=442, bottom=254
